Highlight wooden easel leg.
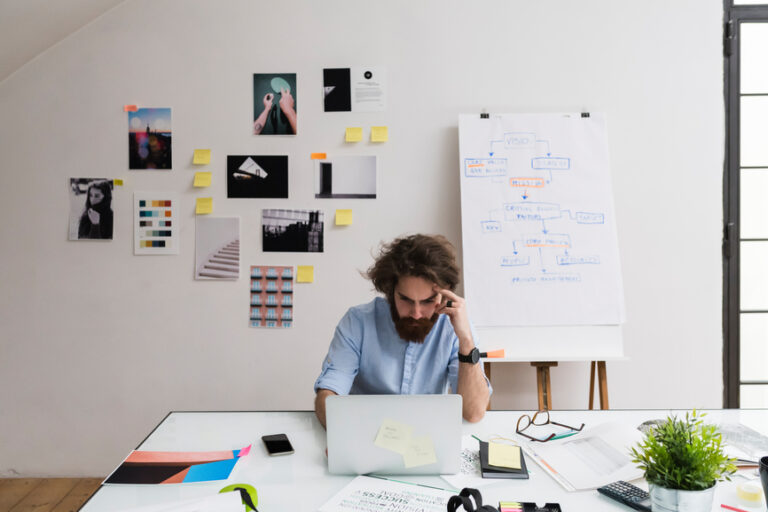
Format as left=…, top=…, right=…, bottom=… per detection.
left=588, top=361, right=596, bottom=409
left=597, top=361, right=609, bottom=410
left=531, top=362, right=557, bottom=411
left=484, top=362, right=492, bottom=411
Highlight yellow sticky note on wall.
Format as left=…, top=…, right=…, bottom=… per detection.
left=488, top=442, right=521, bottom=469
left=371, top=126, right=388, bottom=142
left=193, top=172, right=212, bottom=187
left=113, top=179, right=123, bottom=186
left=193, top=149, right=211, bottom=165
left=335, top=209, right=353, bottom=225
left=196, top=197, right=213, bottom=214
left=296, top=266, right=314, bottom=283
left=345, top=127, right=363, bottom=142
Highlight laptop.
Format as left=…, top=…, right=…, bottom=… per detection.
left=325, top=394, right=462, bottom=475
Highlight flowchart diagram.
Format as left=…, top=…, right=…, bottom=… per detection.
left=459, top=113, right=624, bottom=327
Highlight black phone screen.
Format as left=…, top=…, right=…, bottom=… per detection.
left=262, top=434, right=294, bottom=455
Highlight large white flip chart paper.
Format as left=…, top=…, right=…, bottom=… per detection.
left=459, top=113, right=624, bottom=326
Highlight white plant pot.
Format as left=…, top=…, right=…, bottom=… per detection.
left=649, top=483, right=716, bottom=512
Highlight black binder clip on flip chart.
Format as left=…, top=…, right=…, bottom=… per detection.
left=480, top=110, right=489, bottom=119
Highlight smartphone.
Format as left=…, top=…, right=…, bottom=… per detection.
left=261, top=433, right=294, bottom=456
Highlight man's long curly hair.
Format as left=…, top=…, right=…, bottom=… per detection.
left=365, top=234, right=460, bottom=299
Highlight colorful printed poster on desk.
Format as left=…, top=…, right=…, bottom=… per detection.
left=319, top=475, right=451, bottom=512
left=134, top=192, right=179, bottom=255
left=249, top=265, right=293, bottom=328
left=103, top=445, right=250, bottom=484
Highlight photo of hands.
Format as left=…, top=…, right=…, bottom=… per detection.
left=253, top=73, right=297, bottom=135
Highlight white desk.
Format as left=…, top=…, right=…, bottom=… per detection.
left=79, top=409, right=768, bottom=512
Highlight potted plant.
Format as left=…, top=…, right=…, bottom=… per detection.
left=630, top=410, right=737, bottom=512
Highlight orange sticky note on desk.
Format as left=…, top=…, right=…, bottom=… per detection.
left=193, top=149, right=211, bottom=165
left=336, top=209, right=353, bottom=225
left=371, top=126, right=388, bottom=142
left=311, top=152, right=327, bottom=160
left=196, top=197, right=213, bottom=214
left=193, top=172, right=212, bottom=187
left=345, top=127, right=363, bottom=142
left=297, top=266, right=314, bottom=283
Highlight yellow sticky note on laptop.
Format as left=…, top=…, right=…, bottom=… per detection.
left=488, top=442, right=521, bottom=469
left=196, top=197, right=213, bottom=214
left=335, top=209, right=353, bottom=225
left=193, top=172, right=212, bottom=187
left=403, top=435, right=437, bottom=468
left=374, top=419, right=413, bottom=455
left=345, top=127, right=363, bottom=142
left=193, top=149, right=211, bottom=165
left=296, top=265, right=314, bottom=283
left=371, top=126, right=388, bottom=142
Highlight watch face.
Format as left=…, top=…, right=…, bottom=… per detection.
left=471, top=348, right=480, bottom=363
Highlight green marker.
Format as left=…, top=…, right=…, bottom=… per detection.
left=551, top=431, right=579, bottom=441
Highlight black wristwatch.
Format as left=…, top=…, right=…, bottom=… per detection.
left=458, top=347, right=480, bottom=364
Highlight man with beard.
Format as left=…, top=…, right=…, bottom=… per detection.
left=313, top=234, right=491, bottom=427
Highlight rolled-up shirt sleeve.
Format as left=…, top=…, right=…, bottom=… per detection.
left=314, top=310, right=363, bottom=395
left=446, top=326, right=493, bottom=395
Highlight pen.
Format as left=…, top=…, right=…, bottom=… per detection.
left=551, top=431, right=579, bottom=441
left=471, top=435, right=483, bottom=443
left=721, top=504, right=750, bottom=512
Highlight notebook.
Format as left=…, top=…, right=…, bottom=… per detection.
left=325, top=394, right=462, bottom=475
left=479, top=441, right=529, bottom=479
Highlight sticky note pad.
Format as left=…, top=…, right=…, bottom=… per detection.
left=345, top=127, right=363, bottom=142
left=488, top=442, right=521, bottom=469
left=374, top=419, right=413, bottom=455
left=371, top=126, right=388, bottom=142
left=123, top=105, right=138, bottom=112
left=402, top=435, right=437, bottom=468
left=194, top=172, right=212, bottom=187
left=113, top=179, right=123, bottom=186
left=296, top=266, right=314, bottom=283
left=310, top=152, right=327, bottom=160
left=193, top=149, right=211, bottom=165
left=335, top=209, right=353, bottom=225
left=196, top=197, right=213, bottom=214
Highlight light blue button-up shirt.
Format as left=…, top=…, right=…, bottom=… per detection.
left=314, top=297, right=492, bottom=396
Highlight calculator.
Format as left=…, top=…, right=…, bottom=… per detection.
left=596, top=481, right=651, bottom=511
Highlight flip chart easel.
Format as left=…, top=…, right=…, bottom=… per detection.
left=459, top=112, right=625, bottom=410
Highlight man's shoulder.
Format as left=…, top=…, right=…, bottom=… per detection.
left=345, top=297, right=386, bottom=317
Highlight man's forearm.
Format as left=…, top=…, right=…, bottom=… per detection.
left=457, top=362, right=490, bottom=422
left=314, top=389, right=337, bottom=429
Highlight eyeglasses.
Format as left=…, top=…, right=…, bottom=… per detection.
left=516, top=410, right=585, bottom=442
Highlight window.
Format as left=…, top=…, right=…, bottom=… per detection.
left=725, top=2, right=768, bottom=406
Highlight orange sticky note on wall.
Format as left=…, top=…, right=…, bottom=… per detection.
left=311, top=153, right=327, bottom=160
left=123, top=105, right=138, bottom=112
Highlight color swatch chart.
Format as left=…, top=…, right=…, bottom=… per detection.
left=249, top=266, right=293, bottom=328
left=134, top=192, right=179, bottom=255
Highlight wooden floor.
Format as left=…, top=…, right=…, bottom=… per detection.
left=0, top=479, right=102, bottom=512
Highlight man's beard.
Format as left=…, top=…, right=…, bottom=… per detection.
left=389, top=301, right=438, bottom=343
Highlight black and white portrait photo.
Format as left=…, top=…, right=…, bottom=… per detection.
left=68, top=178, right=114, bottom=240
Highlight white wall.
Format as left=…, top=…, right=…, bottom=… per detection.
left=0, top=0, right=724, bottom=477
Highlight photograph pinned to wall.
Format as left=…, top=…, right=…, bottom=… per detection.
left=227, top=155, right=288, bottom=198
left=128, top=108, right=172, bottom=169
left=253, top=73, right=297, bottom=135
left=133, top=192, right=179, bottom=255
left=262, top=209, right=324, bottom=253
left=323, top=66, right=387, bottom=112
left=195, top=217, right=240, bottom=280
left=68, top=178, right=114, bottom=240
left=249, top=266, right=293, bottom=328
left=314, top=155, right=377, bottom=199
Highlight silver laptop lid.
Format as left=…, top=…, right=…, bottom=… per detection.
left=325, top=394, right=462, bottom=475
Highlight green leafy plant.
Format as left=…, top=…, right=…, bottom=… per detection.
left=630, top=410, right=737, bottom=491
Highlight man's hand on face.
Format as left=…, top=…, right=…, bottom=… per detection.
left=435, top=287, right=472, bottom=343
